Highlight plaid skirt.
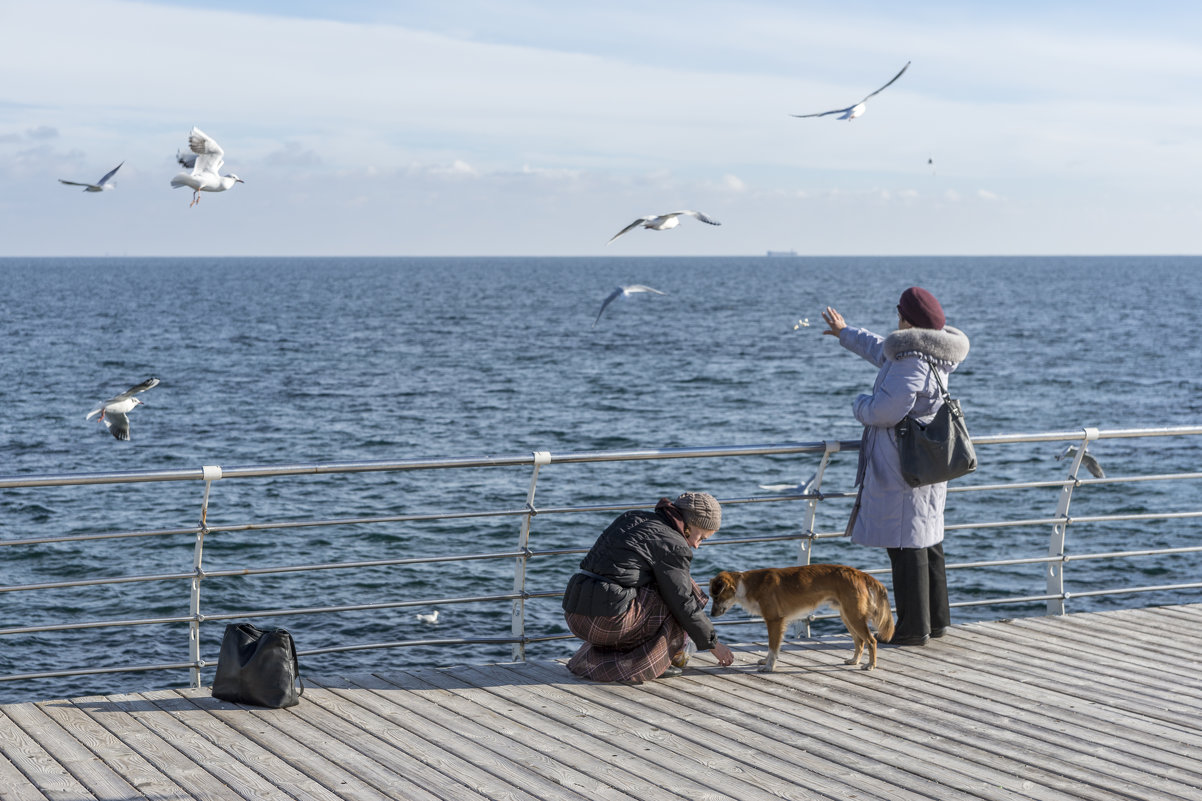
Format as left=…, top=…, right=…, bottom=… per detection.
left=564, top=581, right=706, bottom=682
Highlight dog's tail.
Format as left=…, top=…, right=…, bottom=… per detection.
left=872, top=580, right=895, bottom=643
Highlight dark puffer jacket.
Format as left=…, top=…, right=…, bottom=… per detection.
left=561, top=508, right=718, bottom=650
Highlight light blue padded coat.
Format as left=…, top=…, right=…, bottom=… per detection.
left=838, top=324, right=971, bottom=549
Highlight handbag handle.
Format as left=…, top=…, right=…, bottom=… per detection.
left=923, top=356, right=952, bottom=403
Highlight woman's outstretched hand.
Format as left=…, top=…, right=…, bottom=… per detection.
left=711, top=640, right=734, bottom=667
left=821, top=306, right=846, bottom=336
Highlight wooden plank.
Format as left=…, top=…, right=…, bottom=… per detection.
left=320, top=671, right=635, bottom=801
left=939, top=624, right=1202, bottom=733
left=0, top=706, right=59, bottom=801
left=106, top=691, right=303, bottom=800
left=1145, top=604, right=1202, bottom=625
left=497, top=656, right=939, bottom=801
left=69, top=693, right=244, bottom=801
left=859, top=637, right=1202, bottom=777
left=773, top=636, right=1202, bottom=797
left=939, top=622, right=1188, bottom=705
left=164, top=690, right=405, bottom=801
left=1117, top=602, right=1202, bottom=646
left=930, top=632, right=1202, bottom=753
left=430, top=661, right=789, bottom=801
left=1016, top=611, right=1202, bottom=678
left=0, top=753, right=48, bottom=801
left=310, top=674, right=580, bottom=801
left=2, top=701, right=138, bottom=800
left=681, top=658, right=1100, bottom=801
left=138, top=690, right=346, bottom=801
left=869, top=630, right=1202, bottom=793
left=265, top=680, right=498, bottom=801
left=4, top=605, right=1202, bottom=801
left=530, top=655, right=1077, bottom=801
left=760, top=622, right=1202, bottom=794
left=1007, top=612, right=1202, bottom=680
left=35, top=697, right=186, bottom=800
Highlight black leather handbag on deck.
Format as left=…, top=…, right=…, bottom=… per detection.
left=212, top=623, right=303, bottom=708
left=895, top=357, right=977, bottom=488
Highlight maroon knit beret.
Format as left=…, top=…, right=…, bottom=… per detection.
left=897, top=286, right=946, bottom=330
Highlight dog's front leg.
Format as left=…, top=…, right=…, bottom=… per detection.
left=846, top=637, right=866, bottom=668
left=758, top=618, right=786, bottom=672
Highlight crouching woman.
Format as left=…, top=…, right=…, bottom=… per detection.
left=562, top=492, right=736, bottom=682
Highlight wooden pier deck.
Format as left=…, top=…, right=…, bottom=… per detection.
left=3, top=603, right=1202, bottom=800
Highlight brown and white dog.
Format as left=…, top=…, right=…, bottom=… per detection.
left=709, top=564, right=895, bottom=671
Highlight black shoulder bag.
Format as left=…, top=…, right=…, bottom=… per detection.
left=212, top=623, right=304, bottom=708
left=894, top=357, right=977, bottom=488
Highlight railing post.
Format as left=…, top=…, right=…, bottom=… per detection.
left=1046, top=429, right=1098, bottom=615
left=190, top=465, right=222, bottom=688
left=512, top=452, right=550, bottom=662
left=797, top=440, right=840, bottom=567
left=794, top=440, right=840, bottom=638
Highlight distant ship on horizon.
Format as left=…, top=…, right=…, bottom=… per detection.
left=765, top=250, right=799, bottom=257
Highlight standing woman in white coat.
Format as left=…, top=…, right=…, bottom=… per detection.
left=822, top=287, right=971, bottom=645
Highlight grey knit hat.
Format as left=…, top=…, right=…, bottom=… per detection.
left=674, top=491, right=722, bottom=532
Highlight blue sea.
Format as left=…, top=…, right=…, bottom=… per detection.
left=2, top=255, right=1201, bottom=703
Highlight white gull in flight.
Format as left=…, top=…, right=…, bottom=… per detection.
left=171, top=127, right=243, bottom=207
left=607, top=210, right=721, bottom=244
left=593, top=284, right=666, bottom=327
left=86, top=377, right=160, bottom=441
left=758, top=470, right=821, bottom=497
left=791, top=61, right=910, bottom=121
left=58, top=161, right=124, bottom=192
left=1055, top=444, right=1105, bottom=478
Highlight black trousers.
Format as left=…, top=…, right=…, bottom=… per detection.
left=887, top=542, right=950, bottom=639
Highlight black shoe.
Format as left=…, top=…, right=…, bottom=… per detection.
left=930, top=627, right=947, bottom=639
left=883, top=633, right=929, bottom=647
left=659, top=665, right=683, bottom=678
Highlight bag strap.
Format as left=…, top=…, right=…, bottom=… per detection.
left=923, top=356, right=952, bottom=402
left=284, top=630, right=304, bottom=697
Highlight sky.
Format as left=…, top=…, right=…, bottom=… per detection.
left=2, top=0, right=1201, bottom=257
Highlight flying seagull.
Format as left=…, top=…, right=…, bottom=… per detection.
left=607, top=210, right=721, bottom=244
left=593, top=284, right=666, bottom=327
left=791, top=61, right=911, bottom=121
left=58, top=161, right=124, bottom=192
left=86, top=377, right=160, bottom=441
left=1056, top=444, right=1105, bottom=478
left=170, top=127, right=243, bottom=207
left=758, top=471, right=822, bottom=497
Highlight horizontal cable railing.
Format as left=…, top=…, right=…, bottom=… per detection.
left=1, top=425, right=1200, bottom=695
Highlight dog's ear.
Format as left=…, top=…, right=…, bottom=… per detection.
left=709, top=571, right=730, bottom=593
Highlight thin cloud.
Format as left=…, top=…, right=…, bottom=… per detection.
left=26, top=125, right=59, bottom=140
left=1, top=1, right=1200, bottom=255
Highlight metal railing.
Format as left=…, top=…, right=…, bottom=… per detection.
left=2, top=425, right=1201, bottom=694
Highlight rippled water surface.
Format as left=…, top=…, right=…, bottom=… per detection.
left=2, top=255, right=1200, bottom=702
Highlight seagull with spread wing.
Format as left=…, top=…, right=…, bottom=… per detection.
left=170, top=127, right=243, bottom=207
left=759, top=470, right=821, bottom=496
left=607, top=210, right=721, bottom=244
left=1056, top=444, right=1105, bottom=478
left=593, top=284, right=667, bottom=327
left=86, top=378, right=160, bottom=441
left=791, top=61, right=910, bottom=121
left=58, top=162, right=124, bottom=192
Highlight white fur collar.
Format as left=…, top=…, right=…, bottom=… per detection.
left=883, top=325, right=970, bottom=365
